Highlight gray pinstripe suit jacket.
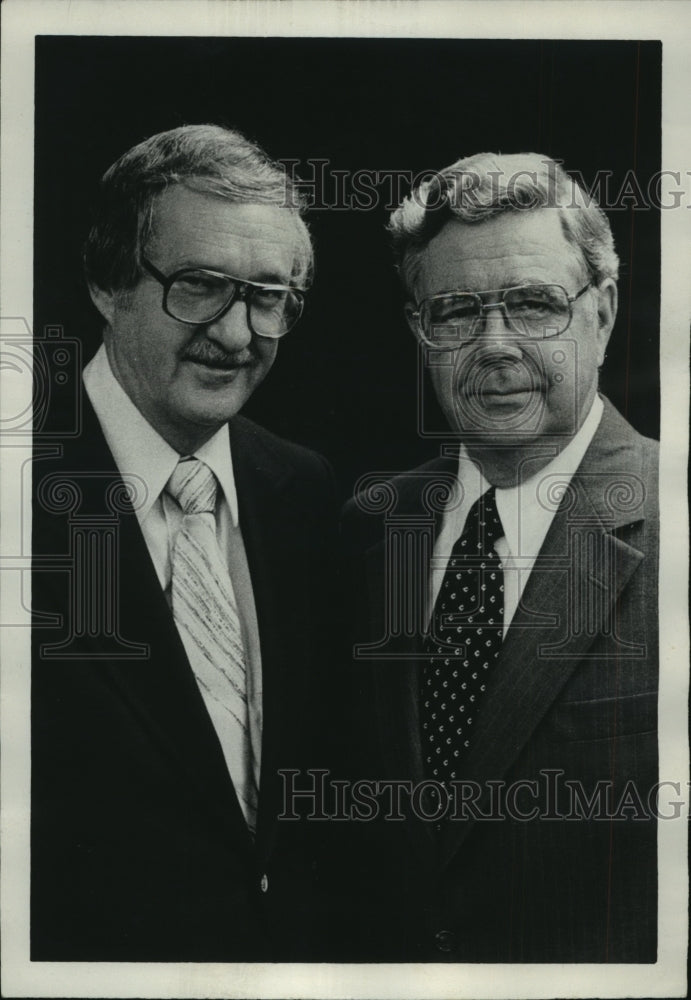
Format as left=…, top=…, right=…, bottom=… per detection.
left=339, top=397, right=659, bottom=962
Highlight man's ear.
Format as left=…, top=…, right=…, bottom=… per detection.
left=595, top=278, right=617, bottom=365
left=87, top=282, right=116, bottom=327
left=404, top=302, right=422, bottom=340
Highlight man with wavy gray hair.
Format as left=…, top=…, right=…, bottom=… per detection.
left=32, top=124, right=337, bottom=961
left=342, top=152, right=658, bottom=962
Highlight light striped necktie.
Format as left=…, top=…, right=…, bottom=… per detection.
left=165, top=457, right=258, bottom=833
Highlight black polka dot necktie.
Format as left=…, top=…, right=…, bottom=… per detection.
left=421, top=487, right=505, bottom=785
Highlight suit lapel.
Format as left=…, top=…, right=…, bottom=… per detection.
left=358, top=405, right=651, bottom=867
left=229, top=417, right=306, bottom=862
left=114, top=507, right=255, bottom=833
left=436, top=400, right=651, bottom=866
left=54, top=397, right=254, bottom=848
left=103, top=412, right=318, bottom=860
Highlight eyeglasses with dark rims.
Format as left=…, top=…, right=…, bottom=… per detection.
left=141, top=257, right=305, bottom=339
left=410, top=282, right=593, bottom=349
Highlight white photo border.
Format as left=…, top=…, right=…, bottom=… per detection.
left=1, top=2, right=689, bottom=997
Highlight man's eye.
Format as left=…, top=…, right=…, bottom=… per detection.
left=176, top=273, right=226, bottom=294
left=513, top=298, right=545, bottom=310
left=512, top=294, right=559, bottom=313
left=434, top=301, right=476, bottom=322
left=253, top=288, right=286, bottom=308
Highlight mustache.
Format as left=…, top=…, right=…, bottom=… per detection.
left=182, top=340, right=254, bottom=370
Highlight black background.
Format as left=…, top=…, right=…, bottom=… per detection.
left=34, top=37, right=661, bottom=500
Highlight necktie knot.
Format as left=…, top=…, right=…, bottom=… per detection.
left=463, top=487, right=504, bottom=555
left=165, top=458, right=217, bottom=516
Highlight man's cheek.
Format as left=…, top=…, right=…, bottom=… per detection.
left=537, top=339, right=581, bottom=435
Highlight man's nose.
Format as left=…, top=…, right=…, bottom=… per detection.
left=204, top=300, right=253, bottom=352
left=472, top=304, right=523, bottom=358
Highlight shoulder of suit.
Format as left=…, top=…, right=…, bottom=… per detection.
left=342, top=454, right=454, bottom=551
left=343, top=400, right=660, bottom=539
left=584, top=397, right=659, bottom=518
left=229, top=413, right=332, bottom=478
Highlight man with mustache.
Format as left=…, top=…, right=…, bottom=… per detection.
left=341, top=153, right=659, bottom=962
left=31, top=125, right=337, bottom=960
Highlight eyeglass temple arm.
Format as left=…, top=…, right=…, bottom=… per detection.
left=569, top=280, right=594, bottom=303
left=141, top=257, right=167, bottom=284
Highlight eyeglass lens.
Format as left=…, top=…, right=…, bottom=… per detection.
left=166, top=270, right=302, bottom=338
left=421, top=284, right=572, bottom=343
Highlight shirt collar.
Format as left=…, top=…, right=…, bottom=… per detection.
left=455, top=395, right=604, bottom=558
left=82, top=344, right=239, bottom=526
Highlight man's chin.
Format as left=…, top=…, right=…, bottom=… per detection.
left=453, top=425, right=543, bottom=450
left=172, top=382, right=254, bottom=440
left=186, top=395, right=247, bottom=427
left=448, top=390, right=547, bottom=439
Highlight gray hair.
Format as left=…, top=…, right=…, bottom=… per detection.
left=84, top=124, right=313, bottom=291
left=388, top=152, right=619, bottom=298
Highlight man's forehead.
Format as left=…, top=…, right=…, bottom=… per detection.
left=145, top=185, right=301, bottom=276
left=417, top=208, right=585, bottom=290
left=149, top=185, right=295, bottom=236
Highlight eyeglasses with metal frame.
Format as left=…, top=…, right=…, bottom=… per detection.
left=411, top=282, right=593, bottom=349
left=141, top=257, right=305, bottom=339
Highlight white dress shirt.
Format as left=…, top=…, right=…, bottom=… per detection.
left=430, top=395, right=604, bottom=637
left=83, top=344, right=263, bottom=793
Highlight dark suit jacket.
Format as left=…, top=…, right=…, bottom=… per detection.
left=339, top=398, right=659, bottom=962
left=31, top=392, right=338, bottom=961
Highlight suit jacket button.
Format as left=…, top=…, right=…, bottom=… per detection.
left=435, top=930, right=456, bottom=953
left=260, top=874, right=269, bottom=893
